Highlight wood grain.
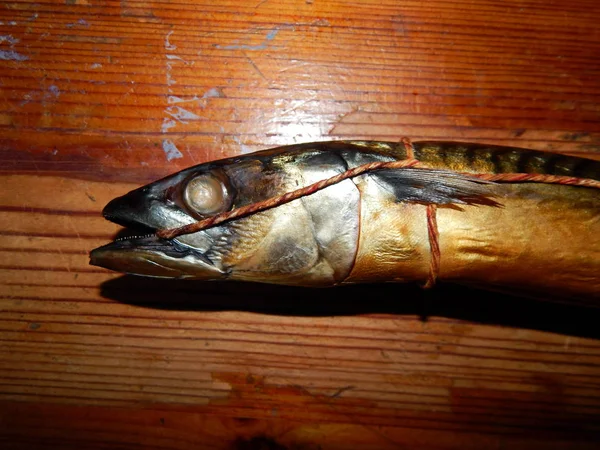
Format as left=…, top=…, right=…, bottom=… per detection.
left=1, top=0, right=600, bottom=448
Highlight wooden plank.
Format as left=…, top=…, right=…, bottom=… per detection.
left=1, top=0, right=600, bottom=448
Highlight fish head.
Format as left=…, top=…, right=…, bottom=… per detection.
left=90, top=146, right=361, bottom=286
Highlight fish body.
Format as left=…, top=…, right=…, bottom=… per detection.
left=90, top=141, right=600, bottom=299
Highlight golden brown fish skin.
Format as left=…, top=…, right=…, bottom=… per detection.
left=343, top=179, right=432, bottom=285
left=343, top=141, right=599, bottom=299
left=339, top=140, right=600, bottom=179
left=413, top=141, right=600, bottom=179
left=436, top=183, right=599, bottom=299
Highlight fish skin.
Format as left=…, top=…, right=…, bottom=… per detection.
left=90, top=141, right=600, bottom=299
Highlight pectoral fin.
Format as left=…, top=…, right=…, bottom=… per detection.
left=372, top=168, right=500, bottom=206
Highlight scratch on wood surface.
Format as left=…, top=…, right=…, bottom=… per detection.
left=165, top=106, right=202, bottom=124
left=45, top=85, right=61, bottom=100
left=211, top=372, right=371, bottom=412
left=0, top=34, right=28, bottom=61
left=120, top=0, right=156, bottom=18
left=161, top=30, right=184, bottom=162
left=329, top=385, right=354, bottom=398
left=0, top=35, right=19, bottom=45
left=161, top=28, right=225, bottom=161
left=563, top=336, right=576, bottom=351
left=216, top=29, right=279, bottom=51
left=166, top=54, right=192, bottom=64
left=328, top=106, right=361, bottom=135
left=164, top=30, right=176, bottom=51
left=162, top=139, right=183, bottom=161
left=184, top=144, right=199, bottom=165
left=244, top=53, right=268, bottom=82
left=283, top=381, right=402, bottom=448
left=60, top=35, right=122, bottom=44
left=0, top=49, right=28, bottom=61
left=233, top=136, right=252, bottom=154
left=202, top=87, right=224, bottom=100
left=66, top=18, right=90, bottom=28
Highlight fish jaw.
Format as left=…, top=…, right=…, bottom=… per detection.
left=90, top=235, right=225, bottom=279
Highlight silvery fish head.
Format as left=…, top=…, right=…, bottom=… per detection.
left=90, top=145, right=361, bottom=286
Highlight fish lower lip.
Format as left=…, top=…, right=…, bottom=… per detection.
left=89, top=234, right=221, bottom=278
left=90, top=234, right=215, bottom=267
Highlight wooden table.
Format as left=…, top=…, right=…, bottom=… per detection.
left=1, top=1, right=600, bottom=448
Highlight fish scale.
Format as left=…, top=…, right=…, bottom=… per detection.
left=412, top=141, right=600, bottom=180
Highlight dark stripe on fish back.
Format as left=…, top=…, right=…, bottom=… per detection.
left=411, top=141, right=600, bottom=181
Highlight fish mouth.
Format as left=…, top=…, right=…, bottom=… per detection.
left=89, top=234, right=221, bottom=279
left=90, top=196, right=223, bottom=279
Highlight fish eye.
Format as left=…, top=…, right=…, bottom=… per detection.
left=184, top=173, right=232, bottom=216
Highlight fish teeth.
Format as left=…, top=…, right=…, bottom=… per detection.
left=114, top=233, right=156, bottom=242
